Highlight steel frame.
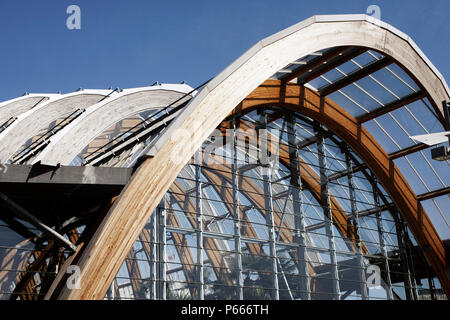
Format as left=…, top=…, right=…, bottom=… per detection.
left=39, top=14, right=450, bottom=299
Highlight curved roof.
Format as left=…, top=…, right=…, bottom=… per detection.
left=0, top=94, right=51, bottom=124
left=145, top=14, right=450, bottom=239
left=0, top=90, right=111, bottom=163
left=0, top=14, right=448, bottom=300
left=34, top=83, right=195, bottom=165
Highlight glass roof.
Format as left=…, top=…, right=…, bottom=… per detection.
left=271, top=46, right=449, bottom=240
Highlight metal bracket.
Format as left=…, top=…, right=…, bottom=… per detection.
left=0, top=192, right=77, bottom=252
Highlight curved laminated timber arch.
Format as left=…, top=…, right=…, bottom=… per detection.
left=215, top=117, right=367, bottom=254
left=38, top=15, right=449, bottom=300
left=33, top=84, right=196, bottom=166
left=0, top=94, right=54, bottom=131
left=0, top=84, right=195, bottom=166
left=0, top=90, right=110, bottom=164
left=238, top=81, right=449, bottom=293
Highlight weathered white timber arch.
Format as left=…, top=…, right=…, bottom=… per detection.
left=0, top=94, right=55, bottom=124
left=0, top=90, right=109, bottom=163
left=34, top=84, right=195, bottom=165
left=48, top=15, right=450, bottom=299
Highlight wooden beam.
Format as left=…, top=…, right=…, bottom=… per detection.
left=0, top=211, right=38, bottom=243
left=357, top=91, right=426, bottom=123
left=389, top=143, right=429, bottom=160
left=201, top=169, right=261, bottom=257
left=417, top=187, right=450, bottom=202
left=325, top=143, right=430, bottom=181
left=327, top=164, right=366, bottom=182
left=49, top=17, right=450, bottom=299
left=202, top=167, right=318, bottom=295
left=203, top=165, right=321, bottom=280
left=282, top=46, right=365, bottom=84
left=43, top=198, right=117, bottom=300
left=10, top=243, right=54, bottom=300
left=47, top=44, right=449, bottom=300
left=11, top=227, right=81, bottom=300
left=0, top=239, right=31, bottom=299
left=235, top=119, right=366, bottom=253
left=200, top=139, right=365, bottom=255
left=236, top=81, right=449, bottom=297
left=124, top=248, right=143, bottom=298
left=166, top=209, right=198, bottom=298
left=169, top=181, right=233, bottom=288
left=319, top=57, right=393, bottom=96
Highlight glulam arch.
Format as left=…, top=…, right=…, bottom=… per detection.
left=34, top=84, right=195, bottom=165
left=42, top=15, right=450, bottom=299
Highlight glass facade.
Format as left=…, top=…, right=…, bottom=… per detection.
left=103, top=107, right=444, bottom=300
left=0, top=42, right=448, bottom=301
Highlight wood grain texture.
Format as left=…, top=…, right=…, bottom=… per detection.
left=239, top=81, right=450, bottom=296
left=50, top=17, right=450, bottom=299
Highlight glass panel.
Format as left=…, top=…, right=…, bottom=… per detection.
left=421, top=195, right=450, bottom=240
left=1, top=100, right=441, bottom=300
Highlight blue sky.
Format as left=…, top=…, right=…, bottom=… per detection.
left=0, top=2, right=448, bottom=239
left=0, top=0, right=448, bottom=101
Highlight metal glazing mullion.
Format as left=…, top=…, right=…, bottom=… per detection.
left=261, top=111, right=279, bottom=300
left=273, top=118, right=294, bottom=300
left=195, top=161, right=205, bottom=300
left=338, top=148, right=399, bottom=249
left=109, top=281, right=115, bottom=300
left=287, top=112, right=311, bottom=300
left=275, top=185, right=291, bottom=240
left=371, top=174, right=394, bottom=300
left=401, top=219, right=419, bottom=300
left=158, top=197, right=167, bottom=300
left=231, top=118, right=244, bottom=300
left=150, top=210, right=157, bottom=300
left=276, top=257, right=294, bottom=300
left=344, top=148, right=368, bottom=300
left=427, top=276, right=436, bottom=300
left=107, top=282, right=113, bottom=299
left=262, top=171, right=280, bottom=300
left=271, top=193, right=295, bottom=300
left=316, top=123, right=341, bottom=300
left=273, top=116, right=290, bottom=241
left=393, top=208, right=414, bottom=300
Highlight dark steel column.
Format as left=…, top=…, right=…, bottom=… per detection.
left=195, top=162, right=205, bottom=300
left=261, top=111, right=279, bottom=300
left=231, top=118, right=244, bottom=300
left=371, top=174, right=394, bottom=300
left=287, top=112, right=311, bottom=300
left=316, top=123, right=340, bottom=300
left=343, top=147, right=368, bottom=299
left=262, top=169, right=280, bottom=300
left=393, top=208, right=415, bottom=300
left=150, top=212, right=157, bottom=299
left=401, top=219, right=419, bottom=300
left=158, top=198, right=167, bottom=300
left=428, top=276, right=436, bottom=300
